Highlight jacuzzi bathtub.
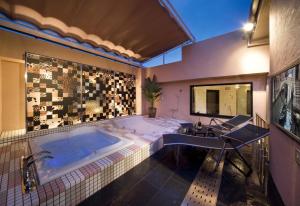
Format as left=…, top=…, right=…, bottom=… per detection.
left=29, top=126, right=132, bottom=185
left=29, top=115, right=185, bottom=185
left=107, top=115, right=184, bottom=141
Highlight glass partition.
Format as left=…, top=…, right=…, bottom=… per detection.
left=190, top=83, right=253, bottom=118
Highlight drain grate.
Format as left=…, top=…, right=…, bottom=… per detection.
left=181, top=151, right=224, bottom=206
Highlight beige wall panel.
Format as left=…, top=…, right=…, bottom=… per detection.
left=1, top=60, right=25, bottom=130
left=0, top=29, right=143, bottom=125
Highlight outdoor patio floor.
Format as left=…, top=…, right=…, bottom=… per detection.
left=217, top=149, right=284, bottom=206
left=80, top=146, right=207, bottom=206
left=80, top=145, right=284, bottom=206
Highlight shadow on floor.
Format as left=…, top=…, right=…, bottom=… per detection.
left=80, top=146, right=207, bottom=206
left=217, top=150, right=284, bottom=206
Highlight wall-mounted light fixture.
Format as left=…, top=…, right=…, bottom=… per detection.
left=242, top=22, right=255, bottom=43
left=243, top=22, right=255, bottom=32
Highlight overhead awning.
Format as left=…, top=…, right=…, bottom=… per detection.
left=248, top=0, right=269, bottom=46
left=0, top=0, right=194, bottom=62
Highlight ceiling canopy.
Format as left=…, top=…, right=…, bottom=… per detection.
left=0, top=0, right=194, bottom=62
left=248, top=0, right=269, bottom=46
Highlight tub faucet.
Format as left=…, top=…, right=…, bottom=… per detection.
left=26, top=155, right=53, bottom=168
left=21, top=153, right=53, bottom=193
left=24, top=150, right=51, bottom=162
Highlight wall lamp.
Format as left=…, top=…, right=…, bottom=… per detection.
left=243, top=22, right=255, bottom=32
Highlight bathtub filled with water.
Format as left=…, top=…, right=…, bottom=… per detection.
left=30, top=126, right=132, bottom=184
left=29, top=115, right=186, bottom=184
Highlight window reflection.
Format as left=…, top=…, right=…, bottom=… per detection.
left=191, top=83, right=252, bottom=117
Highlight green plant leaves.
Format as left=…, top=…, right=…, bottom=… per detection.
left=142, top=75, right=162, bottom=107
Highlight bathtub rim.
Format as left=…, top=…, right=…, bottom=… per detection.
left=29, top=125, right=133, bottom=185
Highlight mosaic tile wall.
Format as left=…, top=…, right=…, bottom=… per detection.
left=82, top=65, right=115, bottom=122
left=26, top=53, right=136, bottom=131
left=114, top=71, right=136, bottom=117
left=26, top=53, right=82, bottom=131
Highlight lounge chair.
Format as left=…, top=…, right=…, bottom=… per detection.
left=179, top=115, right=253, bottom=136
left=163, top=123, right=270, bottom=176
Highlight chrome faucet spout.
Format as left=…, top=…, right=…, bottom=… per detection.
left=21, top=154, right=54, bottom=193
left=24, top=150, right=51, bottom=162
left=26, top=155, right=53, bottom=168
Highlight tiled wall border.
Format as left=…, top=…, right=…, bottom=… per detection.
left=0, top=117, right=129, bottom=144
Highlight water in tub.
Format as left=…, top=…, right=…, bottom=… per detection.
left=30, top=126, right=132, bottom=184
left=42, top=128, right=119, bottom=168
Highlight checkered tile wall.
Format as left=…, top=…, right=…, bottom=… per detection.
left=26, top=53, right=82, bottom=131
left=114, top=72, right=136, bottom=117
left=82, top=65, right=115, bottom=121
left=26, top=53, right=136, bottom=131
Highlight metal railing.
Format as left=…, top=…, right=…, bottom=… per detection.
left=254, top=113, right=269, bottom=195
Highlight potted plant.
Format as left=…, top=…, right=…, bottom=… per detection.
left=143, top=75, right=162, bottom=118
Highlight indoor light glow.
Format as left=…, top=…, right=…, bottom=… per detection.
left=243, top=22, right=254, bottom=32
left=240, top=51, right=269, bottom=74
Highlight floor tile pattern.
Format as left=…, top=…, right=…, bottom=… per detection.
left=217, top=148, right=270, bottom=206
left=0, top=129, right=27, bottom=144
left=80, top=146, right=207, bottom=206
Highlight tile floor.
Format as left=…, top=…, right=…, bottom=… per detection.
left=81, top=146, right=283, bottom=206
left=80, top=146, right=207, bottom=206
left=217, top=149, right=283, bottom=206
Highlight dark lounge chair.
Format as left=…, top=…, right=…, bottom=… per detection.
left=163, top=123, right=270, bottom=176
left=180, top=115, right=253, bottom=136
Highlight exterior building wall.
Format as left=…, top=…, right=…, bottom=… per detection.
left=152, top=75, right=267, bottom=125
left=269, top=0, right=300, bottom=205
left=145, top=31, right=269, bottom=124
left=146, top=31, right=269, bottom=83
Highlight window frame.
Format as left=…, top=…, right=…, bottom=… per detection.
left=190, top=82, right=253, bottom=119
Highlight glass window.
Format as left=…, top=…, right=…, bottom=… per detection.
left=190, top=83, right=253, bottom=118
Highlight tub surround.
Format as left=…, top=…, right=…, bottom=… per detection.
left=0, top=116, right=185, bottom=206
left=29, top=116, right=183, bottom=185
left=30, top=127, right=133, bottom=185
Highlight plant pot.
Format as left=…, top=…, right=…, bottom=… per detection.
left=148, top=107, right=157, bottom=118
